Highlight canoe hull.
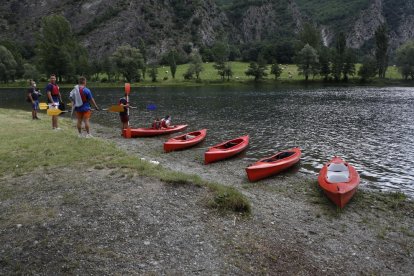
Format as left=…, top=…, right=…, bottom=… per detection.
left=164, top=129, right=207, bottom=152
left=246, top=148, right=301, bottom=182
left=123, top=125, right=188, bottom=138
left=318, top=157, right=360, bottom=208
left=204, top=135, right=249, bottom=164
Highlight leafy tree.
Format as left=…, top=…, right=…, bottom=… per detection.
left=270, top=62, right=282, bottom=80
left=332, top=32, right=346, bottom=81
left=36, top=15, right=85, bottom=81
left=295, top=44, right=319, bottom=81
left=213, top=61, right=226, bottom=81
left=102, top=56, right=115, bottom=82
left=212, top=42, right=229, bottom=63
left=23, top=63, right=41, bottom=82
left=358, top=56, right=377, bottom=81
left=138, top=38, right=147, bottom=80
left=149, top=64, right=158, bottom=82
left=0, top=40, right=25, bottom=80
left=342, top=49, right=356, bottom=82
left=187, top=53, right=203, bottom=80
left=319, top=47, right=331, bottom=81
left=90, top=59, right=102, bottom=81
left=111, top=44, right=144, bottom=82
left=0, top=45, right=17, bottom=83
left=224, top=63, right=233, bottom=81
left=375, top=24, right=389, bottom=79
left=245, top=56, right=268, bottom=82
left=167, top=50, right=177, bottom=79
left=298, top=22, right=322, bottom=50
left=396, top=40, right=414, bottom=80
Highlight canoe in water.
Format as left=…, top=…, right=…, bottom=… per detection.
left=204, top=135, right=249, bottom=164
left=246, top=148, right=301, bottom=182
left=164, top=129, right=207, bottom=152
left=318, top=156, right=360, bottom=208
left=123, top=125, right=188, bottom=138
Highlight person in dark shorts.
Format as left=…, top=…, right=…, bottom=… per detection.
left=27, top=79, right=41, bottom=119
left=119, top=94, right=129, bottom=130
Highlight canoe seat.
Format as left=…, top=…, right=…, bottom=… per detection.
left=327, top=163, right=349, bottom=183
left=263, top=151, right=294, bottom=162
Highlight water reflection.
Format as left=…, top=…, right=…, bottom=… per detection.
left=1, top=86, right=413, bottom=195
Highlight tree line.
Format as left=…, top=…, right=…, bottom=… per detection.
left=2, top=15, right=414, bottom=84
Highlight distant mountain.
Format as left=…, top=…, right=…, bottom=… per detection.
left=0, top=0, right=413, bottom=59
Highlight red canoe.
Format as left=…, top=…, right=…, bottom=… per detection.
left=246, top=148, right=302, bottom=182
left=164, top=129, right=207, bottom=152
left=123, top=125, right=188, bottom=138
left=204, top=135, right=249, bottom=164
left=318, top=157, right=360, bottom=208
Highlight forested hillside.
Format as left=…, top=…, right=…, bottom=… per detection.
left=0, top=0, right=413, bottom=61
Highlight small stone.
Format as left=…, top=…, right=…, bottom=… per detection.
left=34, top=241, right=39, bottom=245
left=271, top=222, right=275, bottom=225
left=16, top=224, right=22, bottom=228
left=16, top=164, right=19, bottom=168
left=144, top=241, right=150, bottom=245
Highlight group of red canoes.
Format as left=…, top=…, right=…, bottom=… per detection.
left=122, top=125, right=360, bottom=208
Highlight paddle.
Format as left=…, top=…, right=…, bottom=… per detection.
left=107, top=105, right=124, bottom=112
left=47, top=109, right=69, bottom=116
left=125, top=83, right=131, bottom=127
left=39, top=102, right=72, bottom=110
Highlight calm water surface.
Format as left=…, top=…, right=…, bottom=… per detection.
left=1, top=86, right=413, bottom=195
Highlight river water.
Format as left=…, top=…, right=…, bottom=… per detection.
left=1, top=86, right=414, bottom=195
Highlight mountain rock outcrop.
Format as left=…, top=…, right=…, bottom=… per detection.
left=0, top=0, right=413, bottom=59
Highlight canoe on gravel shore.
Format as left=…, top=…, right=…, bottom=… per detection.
left=164, top=129, right=207, bottom=152
left=123, top=125, right=188, bottom=138
left=245, top=148, right=301, bottom=182
left=318, top=156, right=360, bottom=208
left=204, top=135, right=249, bottom=164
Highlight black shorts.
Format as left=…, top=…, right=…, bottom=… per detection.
left=120, top=114, right=129, bottom=123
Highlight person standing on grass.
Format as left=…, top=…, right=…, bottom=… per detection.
left=71, top=76, right=100, bottom=138
left=27, top=79, right=41, bottom=120
left=45, top=74, right=62, bottom=130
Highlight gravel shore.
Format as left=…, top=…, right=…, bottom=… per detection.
left=1, top=121, right=413, bottom=275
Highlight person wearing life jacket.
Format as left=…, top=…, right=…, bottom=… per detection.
left=119, top=94, right=129, bottom=130
left=152, top=117, right=161, bottom=129
left=45, top=74, right=62, bottom=130
left=74, top=76, right=100, bottom=138
left=160, top=115, right=172, bottom=128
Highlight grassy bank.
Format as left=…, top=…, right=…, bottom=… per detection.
left=1, top=62, right=411, bottom=89
left=0, top=108, right=250, bottom=214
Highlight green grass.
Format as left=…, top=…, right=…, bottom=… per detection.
left=1, top=63, right=410, bottom=89
left=0, top=108, right=250, bottom=214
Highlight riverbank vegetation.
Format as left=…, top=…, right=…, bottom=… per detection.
left=1, top=15, right=414, bottom=87
left=0, top=108, right=250, bottom=214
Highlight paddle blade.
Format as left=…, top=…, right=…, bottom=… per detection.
left=146, top=104, right=157, bottom=111
left=39, top=103, right=48, bottom=110
left=108, top=105, right=124, bottom=112
left=47, top=109, right=63, bottom=116
left=125, top=83, right=131, bottom=95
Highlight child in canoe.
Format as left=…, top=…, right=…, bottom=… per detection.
left=152, top=117, right=161, bottom=129
left=160, top=115, right=172, bottom=128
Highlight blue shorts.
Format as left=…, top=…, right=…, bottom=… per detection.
left=32, top=100, right=39, bottom=110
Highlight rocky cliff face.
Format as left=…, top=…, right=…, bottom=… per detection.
left=0, top=0, right=413, bottom=59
